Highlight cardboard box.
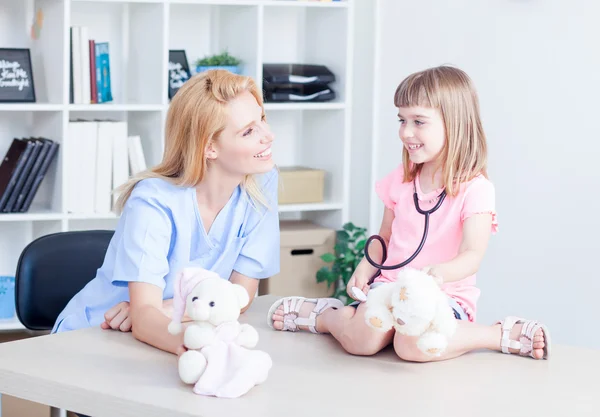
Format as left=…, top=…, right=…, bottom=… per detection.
left=259, top=220, right=336, bottom=298
left=278, top=166, right=325, bottom=204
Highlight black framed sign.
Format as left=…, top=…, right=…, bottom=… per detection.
left=168, top=49, right=191, bottom=100
left=0, top=48, right=36, bottom=103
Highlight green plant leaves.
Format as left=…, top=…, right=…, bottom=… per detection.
left=316, top=267, right=338, bottom=289
left=355, top=239, right=366, bottom=252
left=195, top=50, right=241, bottom=67
left=320, top=253, right=336, bottom=263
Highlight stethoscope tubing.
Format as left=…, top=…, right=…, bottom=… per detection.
left=363, top=188, right=446, bottom=284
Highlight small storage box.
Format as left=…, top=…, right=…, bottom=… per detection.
left=0, top=276, right=16, bottom=319
left=278, top=166, right=325, bottom=205
left=259, top=220, right=335, bottom=298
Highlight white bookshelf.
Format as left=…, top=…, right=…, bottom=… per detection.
left=0, top=0, right=354, bottom=331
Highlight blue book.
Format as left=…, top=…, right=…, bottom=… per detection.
left=95, top=42, right=113, bottom=103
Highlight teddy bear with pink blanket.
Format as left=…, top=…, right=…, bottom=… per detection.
left=168, top=267, right=272, bottom=398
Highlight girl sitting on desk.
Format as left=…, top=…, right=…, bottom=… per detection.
left=52, top=69, right=280, bottom=357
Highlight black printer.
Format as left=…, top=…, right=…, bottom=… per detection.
left=262, top=64, right=336, bottom=103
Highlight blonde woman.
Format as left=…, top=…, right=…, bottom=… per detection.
left=268, top=66, right=551, bottom=362
left=52, top=70, right=279, bottom=356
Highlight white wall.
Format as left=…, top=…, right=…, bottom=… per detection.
left=349, top=0, right=375, bottom=229
left=364, top=0, right=600, bottom=349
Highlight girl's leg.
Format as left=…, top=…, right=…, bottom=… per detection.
left=393, top=319, right=547, bottom=362
left=270, top=300, right=394, bottom=356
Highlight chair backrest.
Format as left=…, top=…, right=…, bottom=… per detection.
left=15, top=230, right=114, bottom=331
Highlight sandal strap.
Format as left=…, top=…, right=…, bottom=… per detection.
left=498, top=316, right=545, bottom=358
left=499, top=316, right=522, bottom=354
left=295, top=299, right=335, bottom=333
left=269, top=297, right=342, bottom=334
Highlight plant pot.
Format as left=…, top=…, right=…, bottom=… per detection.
left=0, top=276, right=15, bottom=319
left=195, top=65, right=241, bottom=75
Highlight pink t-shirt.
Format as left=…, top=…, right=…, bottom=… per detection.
left=374, top=164, right=498, bottom=322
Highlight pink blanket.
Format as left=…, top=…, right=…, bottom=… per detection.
left=192, top=321, right=272, bottom=398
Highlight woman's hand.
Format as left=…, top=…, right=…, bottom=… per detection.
left=101, top=302, right=132, bottom=331
left=102, top=299, right=178, bottom=332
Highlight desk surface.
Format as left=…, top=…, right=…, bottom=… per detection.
left=0, top=296, right=598, bottom=417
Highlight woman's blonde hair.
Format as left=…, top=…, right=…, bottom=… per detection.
left=114, top=69, right=268, bottom=213
left=394, top=65, right=488, bottom=196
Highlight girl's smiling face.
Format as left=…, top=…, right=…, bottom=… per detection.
left=398, top=106, right=446, bottom=166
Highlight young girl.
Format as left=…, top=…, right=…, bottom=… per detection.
left=52, top=70, right=280, bottom=357
left=268, top=65, right=550, bottom=362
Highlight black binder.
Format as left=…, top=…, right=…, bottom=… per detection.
left=263, top=64, right=336, bottom=85
left=0, top=139, right=35, bottom=211
left=264, top=83, right=336, bottom=102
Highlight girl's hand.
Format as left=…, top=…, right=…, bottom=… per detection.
left=101, top=301, right=132, bottom=332
left=422, top=266, right=444, bottom=286
left=346, top=270, right=371, bottom=301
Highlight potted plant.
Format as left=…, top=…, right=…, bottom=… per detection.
left=194, top=50, right=242, bottom=75
left=316, top=222, right=368, bottom=305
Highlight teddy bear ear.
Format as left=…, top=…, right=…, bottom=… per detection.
left=179, top=267, right=208, bottom=281
left=231, top=284, right=250, bottom=309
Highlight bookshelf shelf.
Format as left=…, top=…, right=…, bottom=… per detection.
left=0, top=104, right=65, bottom=112
left=169, top=0, right=348, bottom=7
left=0, top=0, right=354, bottom=332
left=68, top=104, right=165, bottom=111
left=0, top=211, right=64, bottom=222
left=278, top=201, right=343, bottom=213
left=66, top=212, right=119, bottom=220
left=72, top=0, right=164, bottom=3
left=264, top=102, right=346, bottom=111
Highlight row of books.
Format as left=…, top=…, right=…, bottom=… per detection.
left=70, top=25, right=113, bottom=104
left=0, top=138, right=60, bottom=213
left=66, top=120, right=147, bottom=214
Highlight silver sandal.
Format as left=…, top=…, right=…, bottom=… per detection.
left=497, top=316, right=552, bottom=359
left=267, top=296, right=344, bottom=334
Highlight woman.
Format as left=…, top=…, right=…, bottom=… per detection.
left=52, top=70, right=280, bottom=357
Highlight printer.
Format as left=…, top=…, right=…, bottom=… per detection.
left=262, top=63, right=336, bottom=103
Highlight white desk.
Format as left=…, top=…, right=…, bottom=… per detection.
left=0, top=296, right=598, bottom=417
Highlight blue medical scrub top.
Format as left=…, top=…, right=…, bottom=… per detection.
left=52, top=168, right=280, bottom=333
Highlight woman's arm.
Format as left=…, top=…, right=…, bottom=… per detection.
left=427, top=213, right=493, bottom=283
left=102, top=299, right=191, bottom=332
left=128, top=282, right=187, bottom=355
left=230, top=271, right=259, bottom=313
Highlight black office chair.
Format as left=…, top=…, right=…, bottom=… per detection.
left=15, top=230, right=114, bottom=331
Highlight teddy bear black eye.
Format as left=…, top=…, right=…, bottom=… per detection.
left=209, top=301, right=215, bottom=307
left=192, top=297, right=198, bottom=302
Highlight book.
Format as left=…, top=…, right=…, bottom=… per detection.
left=2, top=138, right=44, bottom=212
left=0, top=139, right=35, bottom=211
left=13, top=138, right=54, bottom=212
left=18, top=140, right=59, bottom=213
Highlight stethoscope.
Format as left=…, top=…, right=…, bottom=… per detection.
left=350, top=180, right=447, bottom=302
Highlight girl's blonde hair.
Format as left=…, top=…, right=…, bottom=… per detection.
left=114, top=69, right=268, bottom=213
left=394, top=65, right=488, bottom=196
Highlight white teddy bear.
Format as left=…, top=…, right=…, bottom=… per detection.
left=364, top=267, right=457, bottom=357
left=168, top=267, right=272, bottom=398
